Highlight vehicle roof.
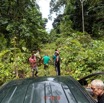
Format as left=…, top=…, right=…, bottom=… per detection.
left=0, top=76, right=96, bottom=103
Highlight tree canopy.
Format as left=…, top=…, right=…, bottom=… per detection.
left=0, top=0, right=48, bottom=50
left=50, top=0, right=104, bottom=38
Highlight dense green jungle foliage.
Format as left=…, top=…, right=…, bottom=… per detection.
left=50, top=0, right=104, bottom=37
left=0, top=0, right=104, bottom=85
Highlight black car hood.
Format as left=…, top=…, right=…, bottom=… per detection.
left=0, top=76, right=96, bottom=103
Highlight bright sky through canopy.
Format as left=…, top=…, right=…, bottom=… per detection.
left=36, top=0, right=55, bottom=32
left=37, top=0, right=50, bottom=18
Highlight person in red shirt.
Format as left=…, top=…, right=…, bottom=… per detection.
left=29, top=51, right=38, bottom=77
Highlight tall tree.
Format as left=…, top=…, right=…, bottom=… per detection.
left=0, top=0, right=48, bottom=50
left=50, top=0, right=104, bottom=38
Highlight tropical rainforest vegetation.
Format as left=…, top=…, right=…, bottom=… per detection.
left=0, top=0, right=104, bottom=85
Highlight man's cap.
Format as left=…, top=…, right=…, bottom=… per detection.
left=55, top=51, right=59, bottom=54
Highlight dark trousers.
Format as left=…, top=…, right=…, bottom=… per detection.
left=44, top=64, right=48, bottom=69
left=56, top=63, right=60, bottom=75
left=44, top=64, right=49, bottom=76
